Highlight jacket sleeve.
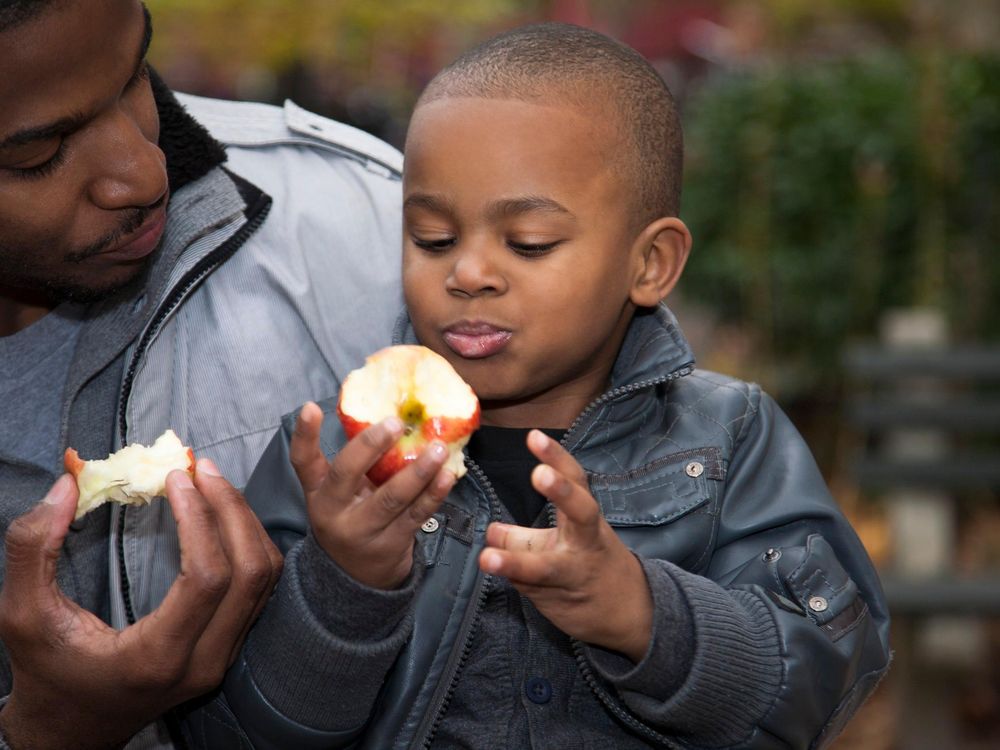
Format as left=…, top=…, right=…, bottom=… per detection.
left=585, top=387, right=891, bottom=749
left=189, top=412, right=419, bottom=750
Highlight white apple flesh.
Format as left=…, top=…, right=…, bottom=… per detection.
left=64, top=429, right=195, bottom=520
left=337, top=345, right=480, bottom=486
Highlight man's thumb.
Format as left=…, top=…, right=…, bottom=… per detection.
left=4, top=475, right=78, bottom=587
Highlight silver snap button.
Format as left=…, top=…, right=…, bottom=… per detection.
left=420, top=517, right=440, bottom=533
left=763, top=548, right=781, bottom=563
left=808, top=596, right=828, bottom=613
left=685, top=461, right=704, bottom=478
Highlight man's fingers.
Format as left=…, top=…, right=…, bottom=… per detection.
left=146, top=469, right=232, bottom=654
left=190, top=459, right=283, bottom=670
left=290, top=402, right=329, bottom=495
left=2, top=475, right=78, bottom=592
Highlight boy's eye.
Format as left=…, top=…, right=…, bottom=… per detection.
left=507, top=240, right=560, bottom=257
left=412, top=236, right=456, bottom=252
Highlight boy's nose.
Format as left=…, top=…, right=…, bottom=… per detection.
left=446, top=246, right=508, bottom=297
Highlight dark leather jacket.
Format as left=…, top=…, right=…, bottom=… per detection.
left=213, top=305, right=890, bottom=750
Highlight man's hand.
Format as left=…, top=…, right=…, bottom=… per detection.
left=0, top=459, right=283, bottom=750
left=478, top=430, right=654, bottom=663
left=290, top=402, right=456, bottom=590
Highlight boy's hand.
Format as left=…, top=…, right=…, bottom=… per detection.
left=290, top=402, right=456, bottom=590
left=478, top=430, right=653, bottom=663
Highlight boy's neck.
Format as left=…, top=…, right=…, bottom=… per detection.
left=480, top=385, right=606, bottom=430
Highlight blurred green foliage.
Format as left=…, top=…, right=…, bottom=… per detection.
left=146, top=0, right=534, bottom=71
left=681, top=52, right=1000, bottom=394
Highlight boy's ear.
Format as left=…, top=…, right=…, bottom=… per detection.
left=629, top=217, right=692, bottom=307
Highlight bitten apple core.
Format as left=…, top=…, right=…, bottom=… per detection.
left=337, top=345, right=481, bottom=485
left=64, top=429, right=195, bottom=520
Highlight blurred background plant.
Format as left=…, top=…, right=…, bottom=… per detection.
left=147, top=1, right=1000, bottom=747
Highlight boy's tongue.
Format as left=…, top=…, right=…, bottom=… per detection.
left=443, top=325, right=512, bottom=359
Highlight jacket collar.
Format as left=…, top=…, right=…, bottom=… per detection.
left=150, top=67, right=228, bottom=192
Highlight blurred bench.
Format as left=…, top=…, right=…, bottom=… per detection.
left=843, top=336, right=1000, bottom=749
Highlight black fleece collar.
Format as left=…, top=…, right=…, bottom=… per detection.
left=149, top=67, right=228, bottom=193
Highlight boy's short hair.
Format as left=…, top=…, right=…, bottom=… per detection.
left=0, top=0, right=57, bottom=33
left=414, top=22, right=683, bottom=226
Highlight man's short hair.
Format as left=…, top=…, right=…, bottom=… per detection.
left=415, top=22, right=683, bottom=224
left=0, top=0, right=59, bottom=33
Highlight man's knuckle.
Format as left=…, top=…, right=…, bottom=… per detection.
left=192, top=563, right=232, bottom=596
left=4, top=516, right=42, bottom=553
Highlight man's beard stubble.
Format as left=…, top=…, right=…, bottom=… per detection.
left=0, top=198, right=164, bottom=305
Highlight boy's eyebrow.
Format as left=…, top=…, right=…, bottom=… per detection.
left=403, top=193, right=456, bottom=215
left=485, top=196, right=572, bottom=221
left=0, top=5, right=152, bottom=154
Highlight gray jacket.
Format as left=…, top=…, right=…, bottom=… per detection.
left=222, top=306, right=891, bottom=750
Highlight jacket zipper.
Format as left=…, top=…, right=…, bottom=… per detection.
left=414, top=459, right=502, bottom=749
left=113, top=187, right=271, bottom=750
left=115, top=186, right=271, bottom=625
left=559, top=365, right=692, bottom=750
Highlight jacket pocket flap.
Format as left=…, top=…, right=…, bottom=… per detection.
left=587, top=448, right=721, bottom=527
left=779, top=533, right=860, bottom=627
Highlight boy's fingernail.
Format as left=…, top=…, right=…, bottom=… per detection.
left=43, top=475, right=75, bottom=505
left=481, top=550, right=501, bottom=573
left=430, top=441, right=447, bottom=460
left=536, top=465, right=555, bottom=490
left=197, top=458, right=222, bottom=477
left=383, top=417, right=404, bottom=435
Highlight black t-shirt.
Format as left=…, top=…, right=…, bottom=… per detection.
left=466, top=425, right=567, bottom=527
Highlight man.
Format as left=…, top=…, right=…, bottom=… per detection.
left=0, top=1, right=403, bottom=748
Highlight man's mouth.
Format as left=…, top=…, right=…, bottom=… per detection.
left=69, top=194, right=169, bottom=264
left=442, top=321, right=512, bottom=359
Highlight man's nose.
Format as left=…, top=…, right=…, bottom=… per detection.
left=86, top=109, right=167, bottom=211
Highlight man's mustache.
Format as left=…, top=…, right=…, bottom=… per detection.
left=67, top=195, right=167, bottom=263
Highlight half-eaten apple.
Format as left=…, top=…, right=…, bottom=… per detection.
left=65, top=429, right=195, bottom=520
left=337, top=345, right=480, bottom=485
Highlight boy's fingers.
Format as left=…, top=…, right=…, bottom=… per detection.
left=289, top=402, right=328, bottom=495
left=363, top=441, right=450, bottom=532
left=531, top=464, right=601, bottom=546
left=324, top=418, right=405, bottom=500
left=526, top=430, right=588, bottom=487
left=479, top=547, right=563, bottom=587
left=484, top=521, right=550, bottom=554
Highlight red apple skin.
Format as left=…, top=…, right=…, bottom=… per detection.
left=337, top=406, right=481, bottom=486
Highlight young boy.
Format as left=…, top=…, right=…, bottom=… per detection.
left=219, top=23, right=890, bottom=750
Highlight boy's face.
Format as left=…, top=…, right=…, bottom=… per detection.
left=403, top=96, right=643, bottom=428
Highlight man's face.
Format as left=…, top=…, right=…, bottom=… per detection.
left=0, top=0, right=167, bottom=303
left=403, top=96, right=642, bottom=428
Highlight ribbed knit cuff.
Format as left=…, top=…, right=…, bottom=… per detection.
left=616, top=562, right=783, bottom=747
left=585, top=556, right=695, bottom=701
left=241, top=536, right=418, bottom=730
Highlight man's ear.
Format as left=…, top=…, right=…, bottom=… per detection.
left=629, top=217, right=692, bottom=307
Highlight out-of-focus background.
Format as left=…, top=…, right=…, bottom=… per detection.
left=147, top=1, right=1000, bottom=747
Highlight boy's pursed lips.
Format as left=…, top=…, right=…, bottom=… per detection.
left=442, top=320, right=512, bottom=359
